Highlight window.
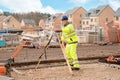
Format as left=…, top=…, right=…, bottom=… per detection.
left=80, top=21, right=81, bottom=24
left=80, top=14, right=82, bottom=17
left=86, top=21, right=89, bottom=25
left=96, top=10, right=100, bottom=14
left=88, top=13, right=91, bottom=16
left=116, top=16, right=119, bottom=20
left=80, top=25, right=82, bottom=28
left=83, top=21, right=85, bottom=24
left=106, top=18, right=108, bottom=22
left=91, top=19, right=93, bottom=22
left=53, top=16, right=56, bottom=19
left=13, top=25, right=15, bottom=27
left=7, top=20, right=10, bottom=22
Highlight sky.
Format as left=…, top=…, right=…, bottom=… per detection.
left=0, top=0, right=120, bottom=14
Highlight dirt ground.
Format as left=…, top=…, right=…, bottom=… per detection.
left=11, top=63, right=120, bottom=80
left=0, top=43, right=120, bottom=62
left=1, top=43, right=120, bottom=80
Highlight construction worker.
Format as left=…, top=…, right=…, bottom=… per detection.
left=56, top=16, right=80, bottom=70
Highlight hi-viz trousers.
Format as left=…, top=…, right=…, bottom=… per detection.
left=65, top=43, right=80, bottom=68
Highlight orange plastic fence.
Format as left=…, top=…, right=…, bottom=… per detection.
left=105, top=21, right=120, bottom=43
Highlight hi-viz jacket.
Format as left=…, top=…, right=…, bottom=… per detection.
left=61, top=23, right=78, bottom=44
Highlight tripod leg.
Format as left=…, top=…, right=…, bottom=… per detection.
left=35, top=58, right=41, bottom=70
left=44, top=48, right=47, bottom=59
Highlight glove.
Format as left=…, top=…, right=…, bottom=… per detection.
left=55, top=30, right=62, bottom=32
left=63, top=42, right=66, bottom=47
left=60, top=40, right=62, bottom=44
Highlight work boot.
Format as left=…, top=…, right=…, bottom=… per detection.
left=70, top=64, right=73, bottom=66
left=72, top=64, right=80, bottom=70
left=72, top=67, right=80, bottom=70
left=68, top=58, right=73, bottom=66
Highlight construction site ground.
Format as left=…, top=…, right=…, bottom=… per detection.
left=11, top=63, right=120, bottom=80
left=1, top=43, right=120, bottom=62
left=1, top=43, right=120, bottom=80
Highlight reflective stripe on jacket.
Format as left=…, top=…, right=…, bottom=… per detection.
left=61, top=23, right=78, bottom=44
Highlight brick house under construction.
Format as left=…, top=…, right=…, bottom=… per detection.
left=64, top=7, right=87, bottom=30
left=114, top=7, right=120, bottom=28
left=82, top=5, right=115, bottom=30
left=21, top=19, right=36, bottom=30
left=44, top=13, right=63, bottom=30
left=0, top=15, right=21, bottom=30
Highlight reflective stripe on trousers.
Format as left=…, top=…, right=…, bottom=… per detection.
left=65, top=43, right=80, bottom=68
